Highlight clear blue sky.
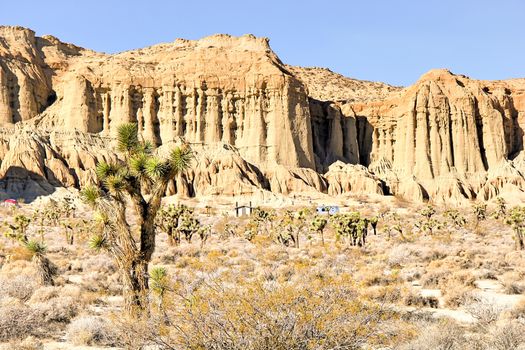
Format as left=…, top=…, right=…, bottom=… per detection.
left=1, top=0, right=523, bottom=86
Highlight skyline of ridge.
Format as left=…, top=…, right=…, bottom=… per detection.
left=1, top=0, right=524, bottom=86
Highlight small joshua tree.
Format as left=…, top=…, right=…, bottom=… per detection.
left=156, top=204, right=189, bottom=245
left=42, top=197, right=76, bottom=244
left=9, top=214, right=31, bottom=241
left=276, top=209, right=310, bottom=248
left=505, top=206, right=525, bottom=250
left=197, top=225, right=211, bottom=249
left=443, top=209, right=466, bottom=229
left=250, top=207, right=276, bottom=236
left=493, top=197, right=507, bottom=220
left=3, top=219, right=56, bottom=286
left=81, top=123, right=192, bottom=315
left=473, top=202, right=487, bottom=227
left=416, top=205, right=441, bottom=235
left=177, top=209, right=200, bottom=243
left=310, top=215, right=328, bottom=246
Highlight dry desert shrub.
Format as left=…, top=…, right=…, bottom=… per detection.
left=118, top=274, right=406, bottom=350
left=32, top=296, right=78, bottom=323
left=0, top=275, right=37, bottom=301
left=0, top=305, right=45, bottom=342
left=466, top=299, right=503, bottom=329
left=443, top=286, right=476, bottom=308
left=487, top=322, right=525, bottom=350
left=508, top=297, right=525, bottom=320
left=403, top=290, right=439, bottom=308
left=500, top=271, right=525, bottom=295
left=399, top=320, right=467, bottom=350
left=66, top=315, right=119, bottom=346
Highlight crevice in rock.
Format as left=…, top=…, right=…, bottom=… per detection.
left=474, top=98, right=489, bottom=171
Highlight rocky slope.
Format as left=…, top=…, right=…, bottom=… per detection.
left=1, top=25, right=524, bottom=203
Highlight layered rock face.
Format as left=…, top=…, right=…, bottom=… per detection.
left=1, top=25, right=525, bottom=203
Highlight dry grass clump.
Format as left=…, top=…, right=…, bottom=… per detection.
left=0, top=336, right=44, bottom=350
left=66, top=315, right=120, bottom=346
left=399, top=320, right=467, bottom=350
left=443, top=286, right=476, bottom=308
left=32, top=296, right=78, bottom=323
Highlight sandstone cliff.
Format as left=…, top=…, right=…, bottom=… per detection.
left=1, top=26, right=525, bottom=203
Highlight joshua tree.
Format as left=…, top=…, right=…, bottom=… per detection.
left=8, top=215, right=31, bottom=241
left=505, top=206, right=525, bottom=250
left=443, top=209, right=466, bottom=229
left=61, top=220, right=74, bottom=245
left=276, top=209, right=310, bottom=248
left=416, top=205, right=441, bottom=235
left=156, top=204, right=189, bottom=245
left=310, top=215, right=328, bottom=245
left=197, top=225, right=211, bottom=249
left=493, top=197, right=507, bottom=219
left=250, top=207, right=276, bottom=236
left=177, top=210, right=200, bottom=243
left=81, top=123, right=192, bottom=315
left=473, top=202, right=487, bottom=227
left=330, top=212, right=369, bottom=247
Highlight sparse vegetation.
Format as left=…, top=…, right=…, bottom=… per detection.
left=1, top=189, right=525, bottom=348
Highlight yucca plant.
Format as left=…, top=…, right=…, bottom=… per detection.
left=81, top=123, right=193, bottom=315
left=150, top=266, right=169, bottom=315
left=24, top=239, right=56, bottom=286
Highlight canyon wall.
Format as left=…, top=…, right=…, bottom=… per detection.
left=1, top=26, right=525, bottom=203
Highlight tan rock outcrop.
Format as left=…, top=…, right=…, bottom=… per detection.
left=265, top=165, right=327, bottom=194
left=312, top=69, right=525, bottom=202
left=324, top=161, right=384, bottom=196
left=2, top=26, right=525, bottom=203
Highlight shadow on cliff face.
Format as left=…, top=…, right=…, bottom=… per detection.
left=0, top=166, right=57, bottom=203
left=506, top=98, right=524, bottom=160
left=356, top=116, right=374, bottom=167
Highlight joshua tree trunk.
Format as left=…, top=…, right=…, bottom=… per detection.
left=33, top=254, right=55, bottom=286
left=516, top=229, right=524, bottom=250
left=167, top=227, right=180, bottom=246
left=122, top=259, right=149, bottom=314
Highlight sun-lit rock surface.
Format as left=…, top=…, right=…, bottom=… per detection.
left=1, top=26, right=525, bottom=203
